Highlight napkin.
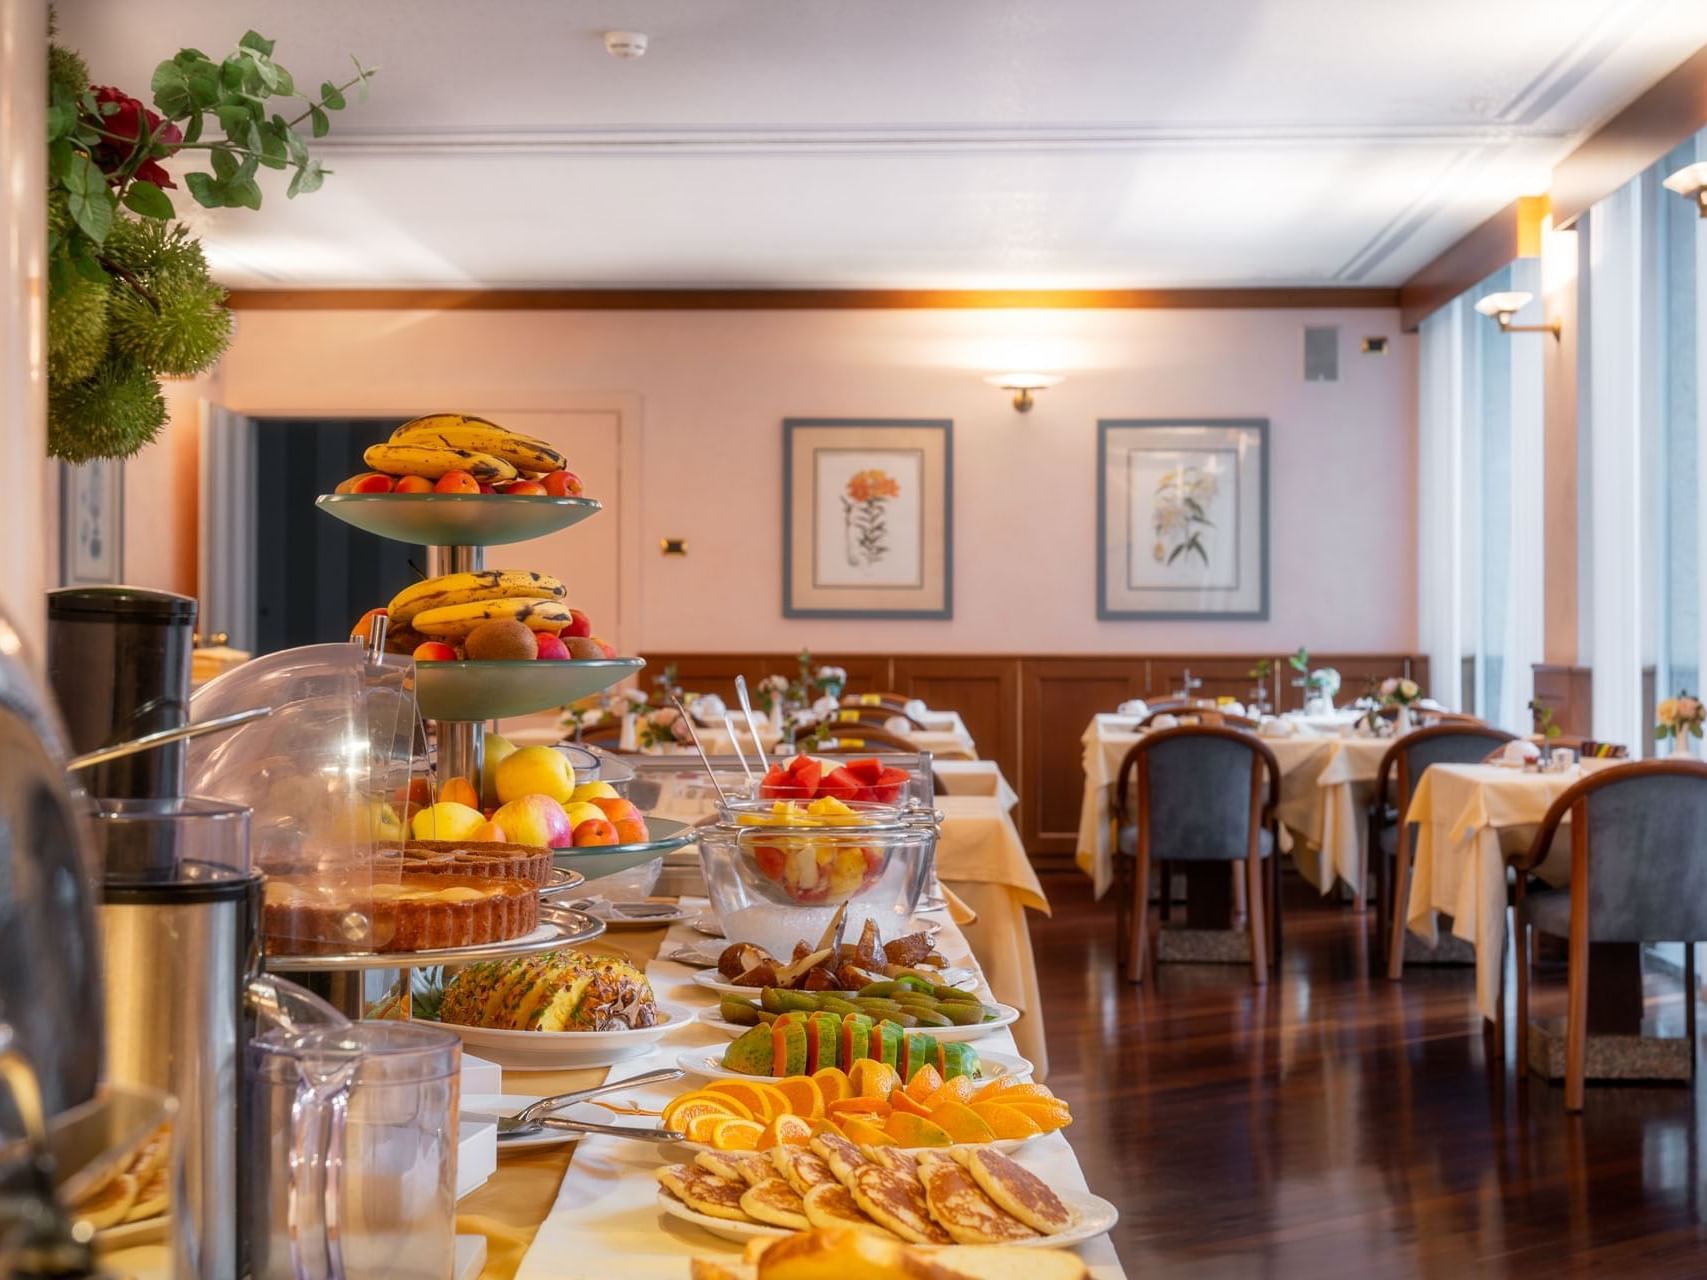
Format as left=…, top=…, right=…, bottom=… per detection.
left=1117, top=698, right=1149, bottom=718
left=1501, top=740, right=1541, bottom=766
left=1219, top=701, right=1247, bottom=718
left=1150, top=712, right=1179, bottom=730
left=904, top=699, right=929, bottom=720
left=1258, top=717, right=1295, bottom=738
left=688, top=693, right=728, bottom=725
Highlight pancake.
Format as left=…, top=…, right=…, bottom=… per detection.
left=864, top=1145, right=920, bottom=1179
left=916, top=1152, right=1038, bottom=1244
left=801, top=1182, right=899, bottom=1239
left=954, top=1148, right=1073, bottom=1235
left=656, top=1163, right=751, bottom=1222
left=126, top=1165, right=171, bottom=1223
left=696, top=1149, right=773, bottom=1187
left=739, top=1177, right=811, bottom=1231
left=808, top=1128, right=871, bottom=1186
left=848, top=1164, right=951, bottom=1245
left=73, top=1172, right=139, bottom=1230
left=772, top=1145, right=837, bottom=1195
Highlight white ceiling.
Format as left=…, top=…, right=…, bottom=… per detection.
left=58, top=0, right=1707, bottom=289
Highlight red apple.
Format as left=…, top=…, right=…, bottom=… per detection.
left=413, top=640, right=458, bottom=662
left=394, top=474, right=434, bottom=494
left=572, top=817, right=618, bottom=847
left=534, top=634, right=570, bottom=661
left=492, top=794, right=573, bottom=848
left=435, top=471, right=480, bottom=495
left=478, top=482, right=496, bottom=494
left=542, top=470, right=583, bottom=498
left=563, top=609, right=593, bottom=639
left=504, top=480, right=548, bottom=496
left=351, top=472, right=395, bottom=494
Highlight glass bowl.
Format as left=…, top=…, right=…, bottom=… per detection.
left=696, top=813, right=936, bottom=959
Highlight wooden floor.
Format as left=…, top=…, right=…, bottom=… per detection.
left=1032, top=870, right=1707, bottom=1278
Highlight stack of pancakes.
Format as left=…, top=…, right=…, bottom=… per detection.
left=657, top=1129, right=1075, bottom=1246
left=70, top=1122, right=172, bottom=1232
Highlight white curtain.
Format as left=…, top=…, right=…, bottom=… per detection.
left=1417, top=302, right=1465, bottom=709
left=1584, top=180, right=1650, bottom=750
left=1497, top=259, right=1546, bottom=733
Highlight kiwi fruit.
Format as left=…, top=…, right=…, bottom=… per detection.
left=565, top=636, right=604, bottom=660
left=464, top=618, right=538, bottom=661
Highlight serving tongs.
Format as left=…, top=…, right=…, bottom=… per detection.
left=673, top=695, right=733, bottom=808
left=494, top=1066, right=685, bottom=1141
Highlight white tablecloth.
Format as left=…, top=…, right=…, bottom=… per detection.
left=1076, top=714, right=1391, bottom=900
left=515, top=903, right=1122, bottom=1280
left=1403, top=763, right=1579, bottom=1021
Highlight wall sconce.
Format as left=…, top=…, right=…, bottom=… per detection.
left=983, top=372, right=1062, bottom=413
left=1662, top=161, right=1707, bottom=216
left=1473, top=291, right=1560, bottom=340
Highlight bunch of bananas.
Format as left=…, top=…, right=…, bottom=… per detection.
left=362, top=414, right=569, bottom=483
left=388, top=570, right=572, bottom=641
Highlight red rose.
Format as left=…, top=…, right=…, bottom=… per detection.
left=89, top=85, right=183, bottom=189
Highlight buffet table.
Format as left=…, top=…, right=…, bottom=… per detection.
left=1077, top=714, right=1390, bottom=899
left=467, top=900, right=1119, bottom=1280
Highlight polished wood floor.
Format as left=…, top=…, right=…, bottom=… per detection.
left=1032, top=871, right=1707, bottom=1277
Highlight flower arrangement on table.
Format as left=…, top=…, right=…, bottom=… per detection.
left=44, top=24, right=372, bottom=461
left=1379, top=677, right=1421, bottom=707
left=754, top=674, right=792, bottom=717
left=1289, top=648, right=1340, bottom=713
left=637, top=705, right=694, bottom=751
left=564, top=688, right=648, bottom=736
left=815, top=664, right=848, bottom=701
left=1656, top=692, right=1705, bottom=756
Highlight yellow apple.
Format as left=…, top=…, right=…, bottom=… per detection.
left=492, top=795, right=572, bottom=848
left=495, top=745, right=575, bottom=805
left=564, top=801, right=607, bottom=830
left=569, top=780, right=620, bottom=803
left=481, top=732, right=518, bottom=807
left=410, top=801, right=487, bottom=842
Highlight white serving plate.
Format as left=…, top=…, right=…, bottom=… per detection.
left=655, top=1185, right=1118, bottom=1248
left=419, top=1004, right=686, bottom=1070
left=690, top=968, right=977, bottom=998
left=573, top=900, right=695, bottom=930
left=694, top=1002, right=1021, bottom=1043
left=672, top=1047, right=1032, bottom=1085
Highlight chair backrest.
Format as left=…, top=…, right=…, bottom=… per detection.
left=1375, top=723, right=1516, bottom=813
left=575, top=720, right=623, bottom=744
left=1114, top=726, right=1279, bottom=862
left=822, top=705, right=928, bottom=731
left=841, top=691, right=912, bottom=711
left=810, top=724, right=922, bottom=753
left=1137, top=708, right=1257, bottom=731
left=1517, top=760, right=1707, bottom=942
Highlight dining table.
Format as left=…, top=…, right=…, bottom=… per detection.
left=1077, top=712, right=1393, bottom=901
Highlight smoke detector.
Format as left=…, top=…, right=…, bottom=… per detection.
left=603, top=31, right=649, bottom=59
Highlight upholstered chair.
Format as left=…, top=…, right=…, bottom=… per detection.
left=1508, top=760, right=1707, bottom=1111
left=1113, top=726, right=1281, bottom=986
left=1371, top=723, right=1516, bottom=979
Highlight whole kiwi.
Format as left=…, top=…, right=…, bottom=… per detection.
left=565, top=636, right=605, bottom=660
left=465, top=618, right=539, bottom=661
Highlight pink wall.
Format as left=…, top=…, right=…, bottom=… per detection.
left=165, top=306, right=1416, bottom=655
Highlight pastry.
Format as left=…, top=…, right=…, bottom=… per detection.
left=402, top=838, right=552, bottom=886
left=263, top=873, right=538, bottom=954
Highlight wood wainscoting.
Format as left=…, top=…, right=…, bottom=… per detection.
left=642, top=651, right=1426, bottom=866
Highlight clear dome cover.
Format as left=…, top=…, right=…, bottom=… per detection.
left=186, top=644, right=423, bottom=953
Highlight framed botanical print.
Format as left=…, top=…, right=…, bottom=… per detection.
left=783, top=419, right=953, bottom=619
left=1097, top=419, right=1268, bottom=620
left=59, top=459, right=125, bottom=586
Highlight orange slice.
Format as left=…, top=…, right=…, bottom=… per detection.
left=923, top=1076, right=978, bottom=1108
left=704, top=1079, right=789, bottom=1123
left=848, top=1059, right=898, bottom=1101
left=904, top=1064, right=944, bottom=1101
left=926, top=1101, right=996, bottom=1144
left=827, top=1097, right=892, bottom=1119
left=1003, top=1100, right=1072, bottom=1132
left=888, top=1090, right=934, bottom=1120
left=771, top=1075, right=825, bottom=1120
left=756, top=1113, right=814, bottom=1150
left=883, top=1112, right=954, bottom=1148
left=708, top=1117, right=765, bottom=1151
left=969, top=1102, right=1043, bottom=1140
left=811, top=1067, right=853, bottom=1105
left=981, top=1082, right=1056, bottom=1103
left=660, top=1093, right=747, bottom=1131
left=838, top=1117, right=895, bottom=1147
left=685, top=1111, right=735, bottom=1143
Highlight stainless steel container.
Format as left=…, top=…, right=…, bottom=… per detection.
left=93, top=797, right=256, bottom=1280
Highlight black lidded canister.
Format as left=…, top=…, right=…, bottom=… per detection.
left=48, top=586, right=197, bottom=800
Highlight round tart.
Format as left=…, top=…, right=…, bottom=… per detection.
left=263, top=873, right=540, bottom=955
left=402, top=839, right=553, bottom=886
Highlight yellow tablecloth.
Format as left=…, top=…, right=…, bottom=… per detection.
left=1403, top=763, right=1578, bottom=1021
left=1076, top=714, right=1390, bottom=899
left=933, top=759, right=1019, bottom=809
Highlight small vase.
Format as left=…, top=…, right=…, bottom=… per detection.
left=769, top=704, right=784, bottom=733
left=1674, top=732, right=1697, bottom=760
left=1395, top=704, right=1414, bottom=737
left=619, top=711, right=638, bottom=752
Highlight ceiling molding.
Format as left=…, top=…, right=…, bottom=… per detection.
left=308, top=120, right=1566, bottom=159
left=1550, top=42, right=1707, bottom=228
left=1396, top=195, right=1548, bottom=331
left=223, top=287, right=1400, bottom=313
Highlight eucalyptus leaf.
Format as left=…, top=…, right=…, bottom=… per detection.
left=216, top=103, right=250, bottom=139
left=280, top=122, right=307, bottom=164
left=220, top=56, right=247, bottom=92
left=287, top=157, right=325, bottom=197
left=234, top=152, right=260, bottom=184
left=174, top=47, right=212, bottom=68
left=225, top=177, right=262, bottom=211
left=48, top=137, right=74, bottom=180
left=182, top=112, right=204, bottom=145
left=184, top=171, right=223, bottom=208
left=63, top=155, right=114, bottom=243
left=272, top=65, right=295, bottom=97
left=210, top=145, right=238, bottom=180
left=257, top=124, right=287, bottom=169
left=122, top=180, right=175, bottom=220
left=309, top=105, right=329, bottom=138
left=320, top=81, right=346, bottom=110
left=151, top=61, right=194, bottom=116
left=239, top=30, right=276, bottom=57
left=247, top=51, right=280, bottom=93
left=188, top=70, right=221, bottom=110
left=46, top=103, right=75, bottom=140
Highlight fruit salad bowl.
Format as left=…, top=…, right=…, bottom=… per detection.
left=696, top=807, right=937, bottom=960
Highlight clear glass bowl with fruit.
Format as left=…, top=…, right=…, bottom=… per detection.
left=697, top=799, right=938, bottom=959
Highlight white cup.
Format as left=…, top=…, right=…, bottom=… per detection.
left=1550, top=747, right=1576, bottom=772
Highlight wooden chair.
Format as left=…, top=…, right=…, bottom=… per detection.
left=1507, top=759, right=1707, bottom=1110
left=821, top=705, right=929, bottom=731
left=1371, top=723, right=1516, bottom=980
left=1112, top=726, right=1281, bottom=985
left=840, top=691, right=913, bottom=711
left=1137, top=707, right=1258, bottom=731
left=808, top=724, right=922, bottom=753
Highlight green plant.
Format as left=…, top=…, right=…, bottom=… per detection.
left=1528, top=699, right=1562, bottom=741
left=1248, top=658, right=1272, bottom=681
left=45, top=25, right=373, bottom=461
left=1288, top=647, right=1310, bottom=674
